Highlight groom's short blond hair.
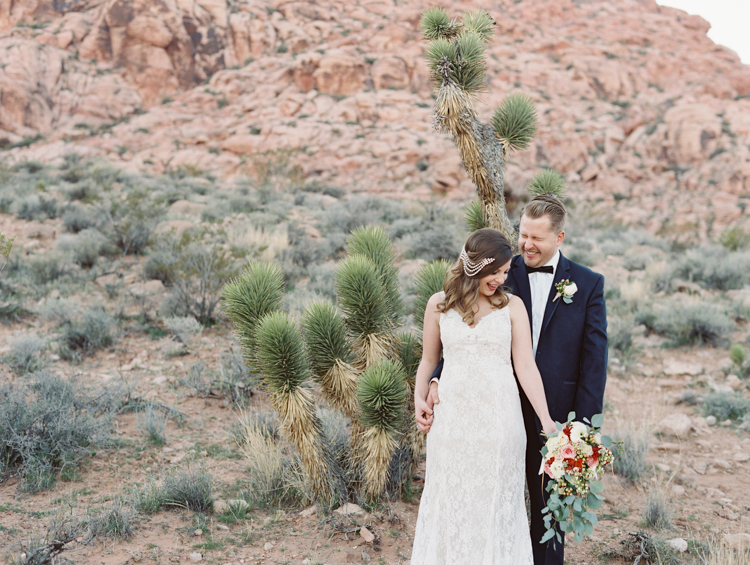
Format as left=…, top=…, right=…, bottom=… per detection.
left=520, top=194, right=567, bottom=234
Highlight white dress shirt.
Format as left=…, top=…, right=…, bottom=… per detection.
left=529, top=250, right=560, bottom=358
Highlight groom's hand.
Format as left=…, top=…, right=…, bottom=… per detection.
left=428, top=380, right=440, bottom=409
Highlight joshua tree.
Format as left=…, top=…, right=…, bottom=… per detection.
left=422, top=8, right=560, bottom=242
left=223, top=227, right=450, bottom=504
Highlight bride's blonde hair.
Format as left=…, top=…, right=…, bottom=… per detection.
left=438, top=228, right=513, bottom=326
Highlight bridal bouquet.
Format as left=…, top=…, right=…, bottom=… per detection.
left=540, top=412, right=614, bottom=545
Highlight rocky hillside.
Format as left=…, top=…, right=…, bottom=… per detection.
left=1, top=0, right=749, bottom=240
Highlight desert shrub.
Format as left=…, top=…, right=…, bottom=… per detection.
left=641, top=487, right=672, bottom=530
left=133, top=465, right=214, bottom=513
left=729, top=344, right=750, bottom=378
left=89, top=498, right=138, bottom=540
left=317, top=196, right=408, bottom=236
left=13, top=508, right=91, bottom=565
left=607, top=314, right=635, bottom=356
left=137, top=403, right=168, bottom=446
left=719, top=226, right=750, bottom=251
left=673, top=246, right=750, bottom=290
left=163, top=315, right=203, bottom=348
left=151, top=229, right=240, bottom=324
left=732, top=291, right=750, bottom=321
left=398, top=222, right=462, bottom=261
left=636, top=300, right=733, bottom=346
left=564, top=239, right=595, bottom=267
left=28, top=252, right=68, bottom=284
left=216, top=348, right=259, bottom=405
left=0, top=371, right=117, bottom=492
left=611, top=424, right=650, bottom=483
left=0, top=282, right=26, bottom=324
left=4, top=334, right=46, bottom=375
left=235, top=411, right=308, bottom=507
left=730, top=343, right=747, bottom=368
left=96, top=190, right=165, bottom=255
left=56, top=228, right=109, bottom=269
left=702, top=392, right=750, bottom=421
left=62, top=203, right=98, bottom=233
left=11, top=193, right=59, bottom=221
left=58, top=308, right=116, bottom=361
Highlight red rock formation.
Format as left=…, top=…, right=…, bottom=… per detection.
left=0, top=0, right=748, bottom=239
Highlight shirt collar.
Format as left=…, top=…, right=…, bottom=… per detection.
left=545, top=250, right=561, bottom=272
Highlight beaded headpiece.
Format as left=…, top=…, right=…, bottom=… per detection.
left=460, top=246, right=495, bottom=277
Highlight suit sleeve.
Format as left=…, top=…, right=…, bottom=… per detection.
left=574, top=274, right=607, bottom=421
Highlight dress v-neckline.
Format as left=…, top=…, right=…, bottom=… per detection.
left=464, top=307, right=504, bottom=330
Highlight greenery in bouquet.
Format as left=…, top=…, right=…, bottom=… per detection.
left=540, top=412, right=614, bottom=544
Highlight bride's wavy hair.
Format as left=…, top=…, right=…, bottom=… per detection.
left=438, top=228, right=513, bottom=326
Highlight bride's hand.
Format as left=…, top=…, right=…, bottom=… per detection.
left=542, top=420, right=558, bottom=437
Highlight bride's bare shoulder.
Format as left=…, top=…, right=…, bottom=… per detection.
left=427, top=291, right=445, bottom=308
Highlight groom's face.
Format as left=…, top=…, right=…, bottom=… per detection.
left=518, top=214, right=565, bottom=269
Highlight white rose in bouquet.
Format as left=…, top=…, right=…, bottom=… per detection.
left=569, top=422, right=587, bottom=443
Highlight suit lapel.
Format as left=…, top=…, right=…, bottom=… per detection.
left=510, top=255, right=533, bottom=330
left=540, top=253, right=571, bottom=338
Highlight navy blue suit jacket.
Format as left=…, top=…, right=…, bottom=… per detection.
left=507, top=252, right=608, bottom=448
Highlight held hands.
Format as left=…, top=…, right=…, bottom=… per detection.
left=415, top=381, right=441, bottom=433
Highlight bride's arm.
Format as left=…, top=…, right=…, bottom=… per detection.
left=414, top=293, right=443, bottom=433
left=508, top=296, right=557, bottom=435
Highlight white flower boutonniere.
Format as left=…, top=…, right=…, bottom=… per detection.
left=553, top=279, right=577, bottom=304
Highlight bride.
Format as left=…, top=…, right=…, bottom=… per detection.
left=411, top=228, right=557, bottom=564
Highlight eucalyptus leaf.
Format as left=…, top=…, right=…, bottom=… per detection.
left=590, top=480, right=604, bottom=494
left=584, top=521, right=594, bottom=535
left=587, top=494, right=602, bottom=510
left=601, top=435, right=612, bottom=448
left=567, top=411, right=576, bottom=422
left=573, top=498, right=583, bottom=512
left=591, top=413, right=604, bottom=428
left=540, top=529, right=555, bottom=544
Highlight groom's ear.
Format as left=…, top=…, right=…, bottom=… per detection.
left=556, top=230, right=565, bottom=247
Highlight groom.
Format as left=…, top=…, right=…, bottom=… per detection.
left=417, top=193, right=607, bottom=565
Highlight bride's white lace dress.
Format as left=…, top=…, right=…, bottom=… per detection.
left=410, top=304, right=533, bottom=565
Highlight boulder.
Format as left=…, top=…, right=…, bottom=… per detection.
left=371, top=56, right=410, bottom=90
left=314, top=52, right=368, bottom=95
left=723, top=533, right=750, bottom=550
left=655, top=413, right=693, bottom=438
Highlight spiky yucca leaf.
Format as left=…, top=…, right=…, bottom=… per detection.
left=453, top=31, right=488, bottom=95
left=302, top=301, right=358, bottom=419
left=255, top=311, right=310, bottom=394
left=528, top=169, right=566, bottom=199
left=302, top=301, right=353, bottom=373
left=222, top=261, right=284, bottom=364
left=462, top=10, right=495, bottom=42
left=492, top=93, right=538, bottom=152
left=335, top=254, right=390, bottom=338
left=396, top=332, right=421, bottom=389
left=426, top=37, right=458, bottom=85
left=466, top=200, right=486, bottom=232
left=413, top=260, right=451, bottom=333
left=346, top=226, right=403, bottom=327
left=420, top=7, right=460, bottom=40
left=357, top=358, right=407, bottom=433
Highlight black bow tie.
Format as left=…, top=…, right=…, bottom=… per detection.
left=526, top=265, right=553, bottom=274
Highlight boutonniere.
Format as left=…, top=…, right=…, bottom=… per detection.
left=553, top=279, right=577, bottom=304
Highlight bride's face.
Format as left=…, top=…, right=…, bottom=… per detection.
left=478, top=259, right=511, bottom=297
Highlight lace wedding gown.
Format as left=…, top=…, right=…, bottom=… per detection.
left=410, top=305, right=533, bottom=565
